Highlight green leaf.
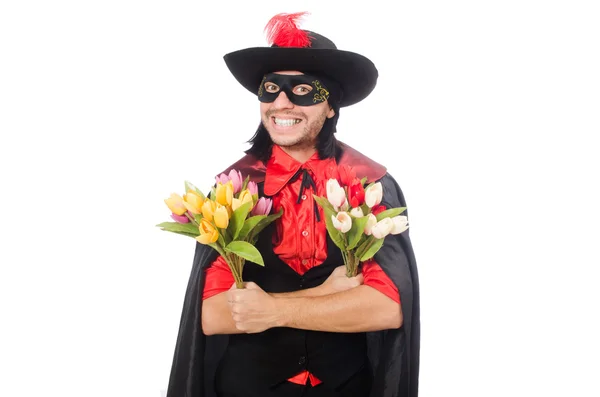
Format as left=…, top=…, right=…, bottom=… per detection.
left=225, top=241, right=265, bottom=266
left=238, top=214, right=267, bottom=241
left=228, top=201, right=253, bottom=240
left=313, top=194, right=337, bottom=213
left=245, top=208, right=283, bottom=242
left=320, top=205, right=346, bottom=251
left=210, top=186, right=217, bottom=200
left=375, top=207, right=406, bottom=221
left=360, top=177, right=368, bottom=186
left=359, top=236, right=385, bottom=261
left=347, top=216, right=369, bottom=250
left=240, top=174, right=250, bottom=193
left=185, top=181, right=206, bottom=200
left=194, top=213, right=203, bottom=224
left=156, top=221, right=200, bottom=236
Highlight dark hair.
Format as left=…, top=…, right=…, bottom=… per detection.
left=245, top=104, right=342, bottom=163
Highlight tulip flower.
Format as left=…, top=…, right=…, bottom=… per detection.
left=170, top=213, right=190, bottom=224
left=215, top=181, right=233, bottom=206
left=164, top=193, right=187, bottom=216
left=390, top=215, right=409, bottom=234
left=348, top=179, right=366, bottom=208
left=365, top=182, right=383, bottom=208
left=183, top=191, right=203, bottom=214
left=215, top=173, right=229, bottom=185
left=251, top=197, right=273, bottom=216
left=350, top=207, right=364, bottom=218
left=196, top=218, right=219, bottom=244
left=215, top=169, right=243, bottom=193
left=371, top=204, right=387, bottom=216
left=332, top=211, right=352, bottom=233
left=213, top=205, right=229, bottom=229
left=338, top=164, right=357, bottom=187
left=232, top=189, right=253, bottom=211
left=247, top=181, right=258, bottom=195
left=201, top=199, right=216, bottom=221
left=228, top=169, right=243, bottom=193
left=371, top=217, right=394, bottom=239
left=363, top=213, right=378, bottom=235
left=326, top=179, right=346, bottom=209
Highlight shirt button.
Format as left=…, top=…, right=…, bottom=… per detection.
left=301, top=194, right=307, bottom=200
left=302, top=259, right=308, bottom=265
left=302, top=230, right=309, bottom=237
left=298, top=356, right=306, bottom=365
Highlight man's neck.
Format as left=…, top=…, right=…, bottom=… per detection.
left=277, top=145, right=317, bottom=164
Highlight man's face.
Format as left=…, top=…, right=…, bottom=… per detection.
left=259, top=71, right=335, bottom=151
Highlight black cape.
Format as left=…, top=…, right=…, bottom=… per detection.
left=165, top=146, right=420, bottom=397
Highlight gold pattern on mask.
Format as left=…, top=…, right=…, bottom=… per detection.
left=312, top=80, right=330, bottom=103
left=258, top=76, right=266, bottom=97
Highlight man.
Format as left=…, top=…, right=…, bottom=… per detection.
left=166, top=12, right=420, bottom=397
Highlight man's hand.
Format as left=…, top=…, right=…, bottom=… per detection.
left=227, top=282, right=283, bottom=333
left=320, top=265, right=364, bottom=295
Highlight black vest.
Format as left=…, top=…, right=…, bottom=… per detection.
left=214, top=225, right=370, bottom=395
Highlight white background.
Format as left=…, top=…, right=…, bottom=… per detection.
left=1, top=1, right=599, bottom=396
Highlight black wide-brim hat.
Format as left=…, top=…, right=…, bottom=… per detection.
left=223, top=19, right=378, bottom=108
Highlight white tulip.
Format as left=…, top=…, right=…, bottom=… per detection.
left=350, top=207, right=364, bottom=218
left=331, top=211, right=352, bottom=233
left=363, top=213, right=378, bottom=235
left=326, top=179, right=347, bottom=208
left=390, top=215, right=409, bottom=234
left=365, top=182, right=383, bottom=208
left=371, top=217, right=394, bottom=239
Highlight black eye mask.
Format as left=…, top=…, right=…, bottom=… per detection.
left=257, top=73, right=331, bottom=106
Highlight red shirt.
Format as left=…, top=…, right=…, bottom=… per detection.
left=203, top=145, right=400, bottom=385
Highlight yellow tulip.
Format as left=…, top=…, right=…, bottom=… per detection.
left=202, top=199, right=217, bottom=221
left=183, top=191, right=203, bottom=214
left=213, top=205, right=229, bottom=229
left=215, top=181, right=233, bottom=206
left=232, top=189, right=254, bottom=211
left=164, top=193, right=187, bottom=216
left=196, top=219, right=219, bottom=244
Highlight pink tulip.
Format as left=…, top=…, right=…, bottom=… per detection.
left=228, top=169, right=243, bottom=193
left=251, top=197, right=273, bottom=216
left=215, top=169, right=243, bottom=193
left=247, top=181, right=258, bottom=195
left=215, top=173, right=229, bottom=185
left=170, top=213, right=190, bottom=224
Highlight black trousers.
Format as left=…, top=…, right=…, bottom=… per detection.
left=217, top=364, right=372, bottom=397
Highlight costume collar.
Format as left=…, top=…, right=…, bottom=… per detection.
left=263, top=145, right=336, bottom=196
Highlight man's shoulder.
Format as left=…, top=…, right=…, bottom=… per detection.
left=217, top=153, right=267, bottom=183
left=337, top=141, right=388, bottom=182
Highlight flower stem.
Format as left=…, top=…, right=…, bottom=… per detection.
left=185, top=212, right=199, bottom=226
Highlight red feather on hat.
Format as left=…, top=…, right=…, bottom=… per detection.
left=264, top=12, right=312, bottom=48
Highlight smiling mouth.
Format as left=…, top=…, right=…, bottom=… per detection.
left=273, top=117, right=302, bottom=127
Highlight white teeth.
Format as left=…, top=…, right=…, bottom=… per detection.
left=274, top=118, right=300, bottom=126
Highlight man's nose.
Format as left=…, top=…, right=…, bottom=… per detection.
left=272, top=91, right=294, bottom=108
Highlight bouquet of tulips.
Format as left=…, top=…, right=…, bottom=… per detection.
left=157, top=169, right=282, bottom=288
left=313, top=165, right=409, bottom=277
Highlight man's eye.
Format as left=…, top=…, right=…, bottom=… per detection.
left=265, top=83, right=279, bottom=93
left=294, top=85, right=312, bottom=95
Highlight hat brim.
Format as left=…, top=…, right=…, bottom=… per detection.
left=223, top=47, right=378, bottom=108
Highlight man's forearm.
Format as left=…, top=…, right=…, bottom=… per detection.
left=202, top=285, right=329, bottom=335
left=271, top=285, right=328, bottom=298
left=275, top=285, right=402, bottom=332
left=201, top=293, right=244, bottom=335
